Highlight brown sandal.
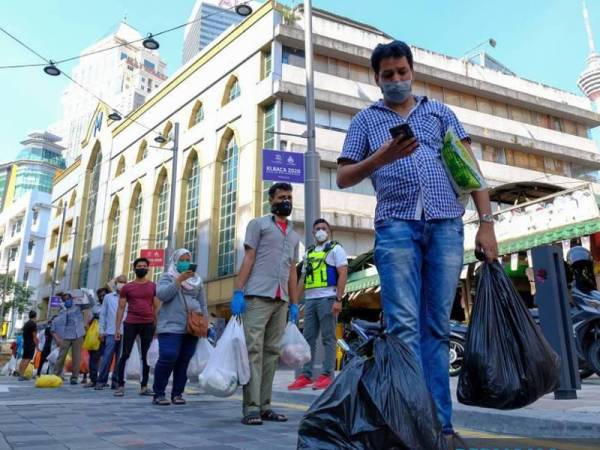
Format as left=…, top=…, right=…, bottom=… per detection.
left=241, top=414, right=263, bottom=426
left=261, top=410, right=288, bottom=422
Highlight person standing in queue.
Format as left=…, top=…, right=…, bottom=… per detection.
left=337, top=40, right=498, bottom=449
left=114, top=258, right=159, bottom=397
left=18, top=310, right=38, bottom=380
left=83, top=287, right=109, bottom=388
left=95, top=276, right=127, bottom=390
left=231, top=182, right=301, bottom=426
left=52, top=292, right=86, bottom=384
left=288, top=219, right=347, bottom=391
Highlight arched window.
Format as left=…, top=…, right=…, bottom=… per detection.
left=182, top=152, right=200, bottom=259
left=56, top=200, right=64, bottom=217
left=106, top=197, right=120, bottom=280
left=223, top=76, right=241, bottom=105
left=78, top=145, right=102, bottom=287
left=136, top=140, right=148, bottom=163
left=217, top=134, right=239, bottom=277
left=127, top=185, right=143, bottom=278
left=68, top=191, right=76, bottom=208
left=189, top=101, right=204, bottom=128
left=115, top=156, right=125, bottom=177
left=152, top=172, right=169, bottom=281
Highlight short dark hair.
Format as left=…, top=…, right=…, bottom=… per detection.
left=313, top=218, right=331, bottom=230
left=28, top=310, right=37, bottom=319
left=371, top=40, right=413, bottom=73
left=268, top=182, right=293, bottom=199
left=96, top=287, right=109, bottom=297
left=133, top=257, right=150, bottom=268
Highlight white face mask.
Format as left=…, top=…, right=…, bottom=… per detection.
left=116, top=282, right=125, bottom=292
left=315, top=229, right=328, bottom=243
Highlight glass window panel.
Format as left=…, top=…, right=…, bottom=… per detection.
left=492, top=101, right=509, bottom=118
left=152, top=177, right=170, bottom=281
left=336, top=60, right=349, bottom=79
left=476, top=97, right=493, bottom=114
left=128, top=192, right=143, bottom=279
left=444, top=89, right=461, bottom=106
left=330, top=111, right=351, bottom=131
left=107, top=205, right=120, bottom=280
left=217, top=138, right=239, bottom=277
left=429, top=84, right=444, bottom=102
left=78, top=150, right=102, bottom=287
left=315, top=108, right=330, bottom=128
left=460, top=93, right=477, bottom=110
left=314, top=55, right=328, bottom=73
left=282, top=102, right=306, bottom=123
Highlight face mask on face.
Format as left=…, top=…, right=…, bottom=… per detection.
left=271, top=199, right=292, bottom=217
left=380, top=79, right=412, bottom=104
left=64, top=299, right=73, bottom=308
left=315, top=229, right=328, bottom=243
left=116, top=282, right=125, bottom=292
left=177, top=261, right=191, bottom=273
left=134, top=268, right=148, bottom=279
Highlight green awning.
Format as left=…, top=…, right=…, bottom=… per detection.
left=463, top=218, right=600, bottom=264
left=345, top=218, right=600, bottom=293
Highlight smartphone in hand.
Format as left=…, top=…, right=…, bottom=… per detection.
left=189, top=263, right=197, bottom=272
left=389, top=123, right=414, bottom=141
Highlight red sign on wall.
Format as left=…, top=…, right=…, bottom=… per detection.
left=140, top=249, right=165, bottom=267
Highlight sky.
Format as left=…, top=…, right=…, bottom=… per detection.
left=1, top=0, right=598, bottom=163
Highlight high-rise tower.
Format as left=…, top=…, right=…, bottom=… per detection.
left=578, top=1, right=600, bottom=102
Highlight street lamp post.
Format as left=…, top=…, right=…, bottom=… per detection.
left=303, top=0, right=321, bottom=247
left=34, top=202, right=67, bottom=318
left=152, top=123, right=179, bottom=271
left=166, top=122, right=179, bottom=271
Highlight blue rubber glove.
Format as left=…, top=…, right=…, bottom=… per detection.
left=231, top=290, right=246, bottom=316
left=289, top=303, right=299, bottom=323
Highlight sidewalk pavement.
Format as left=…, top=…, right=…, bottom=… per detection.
left=271, top=369, right=600, bottom=439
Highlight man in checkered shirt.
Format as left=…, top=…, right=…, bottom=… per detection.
left=337, top=41, right=498, bottom=448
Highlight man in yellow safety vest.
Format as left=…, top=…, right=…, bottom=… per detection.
left=288, top=219, right=348, bottom=391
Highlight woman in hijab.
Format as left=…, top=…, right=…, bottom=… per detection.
left=152, top=248, right=208, bottom=405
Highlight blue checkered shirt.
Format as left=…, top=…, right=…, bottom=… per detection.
left=339, top=96, right=469, bottom=224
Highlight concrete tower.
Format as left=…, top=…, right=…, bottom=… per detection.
left=578, top=0, right=600, bottom=102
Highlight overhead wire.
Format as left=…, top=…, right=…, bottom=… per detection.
left=0, top=1, right=253, bottom=69
left=0, top=1, right=254, bottom=138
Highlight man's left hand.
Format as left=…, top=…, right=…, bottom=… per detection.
left=475, top=224, right=498, bottom=262
left=332, top=300, right=342, bottom=317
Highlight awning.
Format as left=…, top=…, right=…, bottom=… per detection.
left=345, top=218, right=600, bottom=294
left=463, top=218, right=600, bottom=264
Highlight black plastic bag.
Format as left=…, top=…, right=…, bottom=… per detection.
left=457, top=261, right=560, bottom=409
left=297, top=335, right=447, bottom=450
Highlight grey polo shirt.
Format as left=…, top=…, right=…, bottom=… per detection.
left=243, top=215, right=300, bottom=302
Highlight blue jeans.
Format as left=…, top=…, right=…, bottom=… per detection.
left=374, top=218, right=464, bottom=434
left=97, top=335, right=121, bottom=386
left=152, top=333, right=198, bottom=399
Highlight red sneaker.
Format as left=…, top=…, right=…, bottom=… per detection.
left=288, top=375, right=312, bottom=390
left=312, top=374, right=332, bottom=390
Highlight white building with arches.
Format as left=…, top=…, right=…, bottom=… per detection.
left=37, top=2, right=600, bottom=315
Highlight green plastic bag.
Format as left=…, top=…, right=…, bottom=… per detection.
left=441, top=127, right=486, bottom=195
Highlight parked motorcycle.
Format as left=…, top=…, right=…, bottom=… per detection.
left=449, top=320, right=467, bottom=377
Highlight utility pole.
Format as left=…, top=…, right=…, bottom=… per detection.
left=303, top=0, right=320, bottom=247
left=164, top=122, right=179, bottom=271
left=49, top=205, right=67, bottom=318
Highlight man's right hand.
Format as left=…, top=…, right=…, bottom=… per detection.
left=372, top=136, right=418, bottom=169
left=230, top=290, right=246, bottom=316
left=115, top=331, right=121, bottom=341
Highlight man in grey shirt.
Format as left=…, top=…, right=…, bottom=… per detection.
left=231, top=182, right=300, bottom=426
left=52, top=292, right=87, bottom=384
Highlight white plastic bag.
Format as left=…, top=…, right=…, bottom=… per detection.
left=37, top=331, right=46, bottom=352
left=147, top=339, right=159, bottom=368
left=47, top=348, right=60, bottom=365
left=280, top=322, right=311, bottom=368
left=125, top=342, right=142, bottom=380
left=187, top=338, right=214, bottom=379
left=1, top=356, right=17, bottom=376
left=199, top=317, right=250, bottom=397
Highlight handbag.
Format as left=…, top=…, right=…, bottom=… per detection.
left=179, top=291, right=208, bottom=337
